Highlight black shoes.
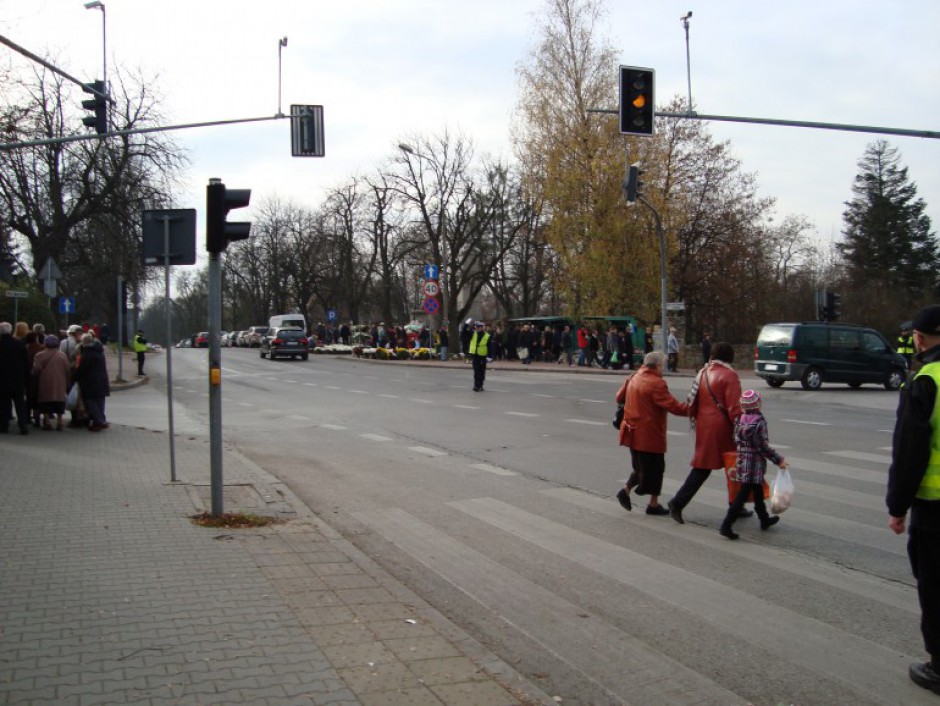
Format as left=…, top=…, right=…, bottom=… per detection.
left=616, top=488, right=632, bottom=512
left=667, top=500, right=684, bottom=524
left=761, top=516, right=780, bottom=531
left=719, top=527, right=739, bottom=540
left=646, top=505, right=669, bottom=516
left=910, top=662, right=940, bottom=695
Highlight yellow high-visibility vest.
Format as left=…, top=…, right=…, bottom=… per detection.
left=914, top=361, right=940, bottom=500
left=469, top=332, right=489, bottom=356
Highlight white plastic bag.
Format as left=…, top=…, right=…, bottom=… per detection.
left=65, top=383, right=80, bottom=412
left=770, top=468, right=794, bottom=514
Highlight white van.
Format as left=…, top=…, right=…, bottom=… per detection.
left=268, top=313, right=307, bottom=332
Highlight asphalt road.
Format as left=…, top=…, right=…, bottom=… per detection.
left=111, top=349, right=930, bottom=706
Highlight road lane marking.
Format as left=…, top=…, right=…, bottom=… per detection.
left=452, top=404, right=480, bottom=410
left=303, top=382, right=318, bottom=387
left=325, top=385, right=342, bottom=390
left=566, top=419, right=606, bottom=426
left=409, top=399, right=433, bottom=404
left=469, top=463, right=519, bottom=476
left=452, top=497, right=914, bottom=703
left=784, top=457, right=885, bottom=485
left=408, top=446, right=447, bottom=457
left=505, top=411, right=539, bottom=417
left=320, top=424, right=346, bottom=430
left=826, top=450, right=892, bottom=464
left=533, top=393, right=556, bottom=398
left=378, top=394, right=399, bottom=399
left=284, top=379, right=298, bottom=383
left=237, top=402, right=253, bottom=407
left=351, top=390, right=370, bottom=394
left=781, top=419, right=830, bottom=426
left=360, top=433, right=392, bottom=442
left=287, top=415, right=311, bottom=421
left=579, top=399, right=606, bottom=404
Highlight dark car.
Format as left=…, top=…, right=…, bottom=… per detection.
left=260, top=327, right=309, bottom=360
left=195, top=331, right=209, bottom=348
left=754, top=322, right=907, bottom=391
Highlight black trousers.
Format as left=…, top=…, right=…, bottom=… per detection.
left=672, top=468, right=712, bottom=510
left=909, top=521, right=940, bottom=660
left=472, top=355, right=487, bottom=390
left=721, top=483, right=769, bottom=531
left=628, top=450, right=665, bottom=496
left=137, top=351, right=145, bottom=375
left=0, top=389, right=28, bottom=430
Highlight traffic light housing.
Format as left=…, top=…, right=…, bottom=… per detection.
left=619, top=66, right=655, bottom=136
left=623, top=162, right=644, bottom=204
left=826, top=291, right=841, bottom=321
left=81, top=80, right=107, bottom=134
left=206, top=179, right=251, bottom=254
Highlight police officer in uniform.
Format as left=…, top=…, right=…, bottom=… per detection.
left=888, top=305, right=940, bottom=694
left=898, top=322, right=916, bottom=369
left=468, top=321, right=490, bottom=392
left=132, top=329, right=148, bottom=376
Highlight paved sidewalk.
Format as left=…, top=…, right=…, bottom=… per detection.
left=0, top=419, right=546, bottom=705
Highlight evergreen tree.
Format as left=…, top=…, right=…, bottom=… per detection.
left=839, top=140, right=938, bottom=307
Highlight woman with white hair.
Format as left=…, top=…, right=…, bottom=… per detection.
left=72, top=332, right=110, bottom=431
left=32, top=335, right=70, bottom=431
left=615, top=351, right=690, bottom=514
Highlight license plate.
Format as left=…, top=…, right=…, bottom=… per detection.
left=764, top=364, right=779, bottom=371
left=286, top=342, right=298, bottom=346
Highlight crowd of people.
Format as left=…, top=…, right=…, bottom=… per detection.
left=0, top=321, right=111, bottom=434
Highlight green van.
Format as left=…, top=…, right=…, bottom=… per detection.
left=754, top=322, right=907, bottom=391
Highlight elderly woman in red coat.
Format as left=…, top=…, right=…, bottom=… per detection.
left=615, top=350, right=689, bottom=514
left=667, top=341, right=746, bottom=523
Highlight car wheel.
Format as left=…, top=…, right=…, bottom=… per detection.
left=885, top=368, right=905, bottom=391
left=765, top=376, right=784, bottom=388
left=847, top=381, right=863, bottom=389
left=259, top=349, right=265, bottom=358
left=800, top=366, right=823, bottom=391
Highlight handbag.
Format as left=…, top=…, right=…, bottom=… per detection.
left=613, top=402, right=624, bottom=429
left=721, top=452, right=770, bottom=501
left=611, top=350, right=620, bottom=364
left=66, top=383, right=80, bottom=412
left=516, top=347, right=529, bottom=360
left=770, top=468, right=795, bottom=513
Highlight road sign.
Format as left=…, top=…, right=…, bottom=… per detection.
left=38, top=258, right=62, bottom=280
left=666, top=301, right=685, bottom=312
left=424, top=264, right=439, bottom=281
left=5, top=290, right=27, bottom=298
left=59, top=296, right=76, bottom=314
left=423, top=280, right=440, bottom=297
left=142, top=209, right=197, bottom=266
left=327, top=308, right=337, bottom=322
left=291, top=104, right=325, bottom=157
left=422, top=297, right=440, bottom=315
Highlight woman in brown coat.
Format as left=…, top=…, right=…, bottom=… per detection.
left=615, top=351, right=689, bottom=514
left=667, top=342, right=744, bottom=523
left=32, top=335, right=70, bottom=431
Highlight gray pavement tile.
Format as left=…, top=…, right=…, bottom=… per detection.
left=358, top=686, right=445, bottom=706
left=367, top=618, right=438, bottom=641
left=335, top=587, right=397, bottom=605
left=337, top=660, right=421, bottom=694
left=406, top=656, right=491, bottom=686
left=321, top=641, right=399, bottom=669
left=429, top=680, right=524, bottom=706
left=353, top=603, right=419, bottom=623
left=383, top=635, right=463, bottom=662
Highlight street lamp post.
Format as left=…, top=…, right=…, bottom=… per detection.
left=84, top=1, right=107, bottom=115
left=277, top=37, right=288, bottom=117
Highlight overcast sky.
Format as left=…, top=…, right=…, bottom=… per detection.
left=4, top=0, right=939, bottom=270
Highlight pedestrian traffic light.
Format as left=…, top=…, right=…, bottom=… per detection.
left=826, top=291, right=841, bottom=321
left=206, top=179, right=251, bottom=254
left=623, top=163, right=644, bottom=204
left=81, top=80, right=107, bottom=135
left=619, top=66, right=655, bottom=136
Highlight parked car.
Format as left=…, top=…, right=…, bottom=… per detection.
left=195, top=331, right=209, bottom=348
left=246, top=326, right=269, bottom=348
left=260, top=327, right=309, bottom=360
left=175, top=338, right=193, bottom=348
left=754, top=321, right=907, bottom=391
left=234, top=330, right=248, bottom=347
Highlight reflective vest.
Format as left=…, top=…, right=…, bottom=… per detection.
left=898, top=335, right=915, bottom=356
left=914, top=361, right=940, bottom=500
left=469, top=332, right=490, bottom=356
left=132, top=334, right=147, bottom=353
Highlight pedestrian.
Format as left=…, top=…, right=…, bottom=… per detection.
left=589, top=328, right=601, bottom=367
left=60, top=324, right=82, bottom=364
left=606, top=326, right=622, bottom=370
left=72, top=332, right=110, bottom=431
left=469, top=321, right=491, bottom=392
left=438, top=324, right=449, bottom=361
left=13, top=321, right=29, bottom=340
left=644, top=326, right=654, bottom=354
left=624, top=323, right=635, bottom=370
left=615, top=351, right=690, bottom=515
left=340, top=322, right=351, bottom=346
left=132, top=329, right=148, bottom=376
left=0, top=321, right=30, bottom=435
left=701, top=332, right=712, bottom=367
left=518, top=324, right=535, bottom=365
left=669, top=342, right=753, bottom=524
left=25, top=330, right=45, bottom=427
left=718, top=390, right=786, bottom=540
left=887, top=304, right=940, bottom=694
left=898, top=322, right=915, bottom=369
left=32, top=334, right=70, bottom=431
left=667, top=327, right=679, bottom=372
left=577, top=326, right=589, bottom=366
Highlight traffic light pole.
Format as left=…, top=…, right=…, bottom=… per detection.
left=208, top=251, right=224, bottom=516
left=636, top=195, right=669, bottom=359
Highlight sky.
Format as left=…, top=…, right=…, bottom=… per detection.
left=3, top=0, right=940, bottom=274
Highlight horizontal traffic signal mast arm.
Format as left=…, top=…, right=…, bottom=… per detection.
left=589, top=107, right=940, bottom=140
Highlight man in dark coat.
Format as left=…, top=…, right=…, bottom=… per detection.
left=72, top=333, right=111, bottom=431
left=0, top=321, right=30, bottom=434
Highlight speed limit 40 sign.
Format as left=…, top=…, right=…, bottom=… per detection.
left=423, top=280, right=440, bottom=297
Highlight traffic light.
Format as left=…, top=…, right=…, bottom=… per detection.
left=206, top=179, right=251, bottom=254
left=623, top=162, right=644, bottom=204
left=81, top=80, right=107, bottom=134
left=826, top=291, right=841, bottom=321
left=619, top=66, right=655, bottom=136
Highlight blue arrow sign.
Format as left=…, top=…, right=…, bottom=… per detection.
left=59, top=296, right=76, bottom=314
left=326, top=308, right=337, bottom=322
left=424, top=264, right=438, bottom=281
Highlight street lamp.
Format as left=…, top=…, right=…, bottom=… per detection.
left=398, top=142, right=448, bottom=328
left=277, top=36, right=288, bottom=117
left=84, top=1, right=107, bottom=129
